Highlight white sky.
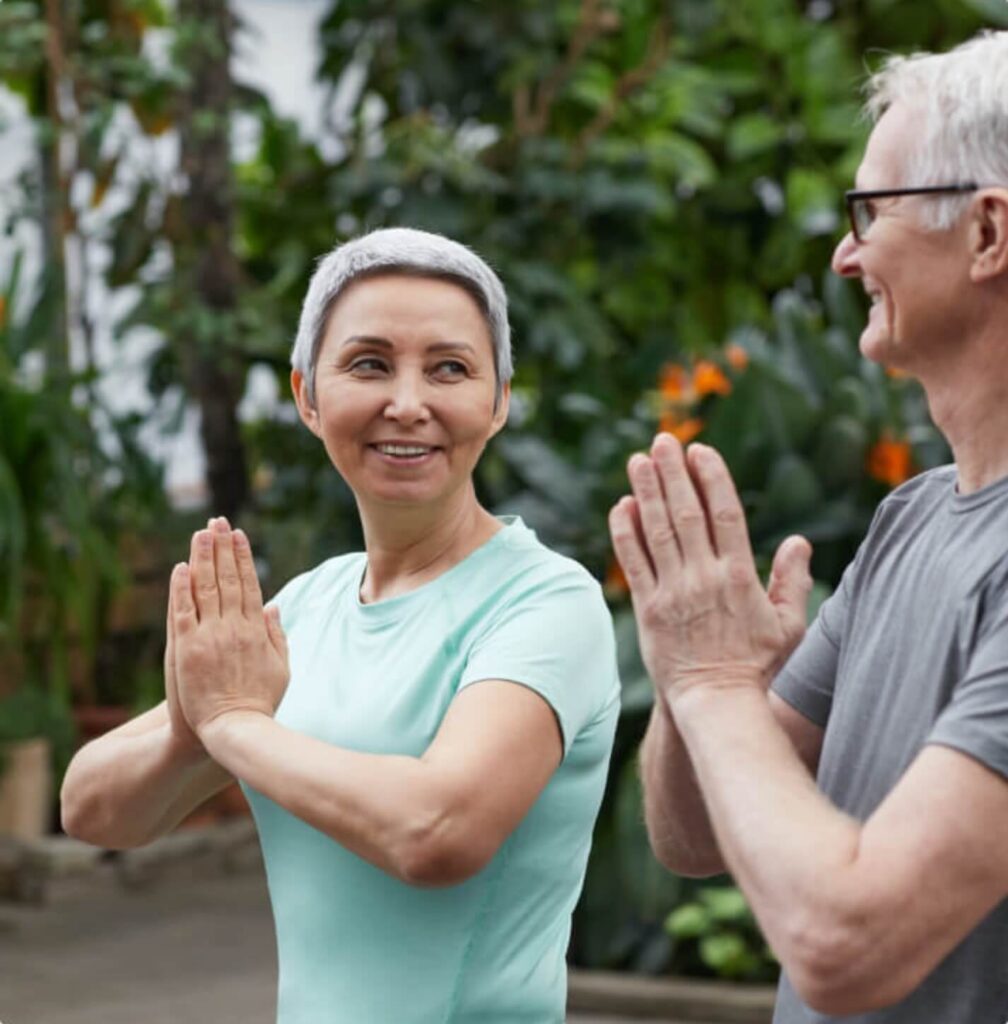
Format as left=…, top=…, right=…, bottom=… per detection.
left=0, top=0, right=331, bottom=503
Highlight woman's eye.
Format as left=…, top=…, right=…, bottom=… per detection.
left=350, top=357, right=388, bottom=374
left=435, top=360, right=468, bottom=377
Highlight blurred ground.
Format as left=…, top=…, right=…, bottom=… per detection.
left=0, top=842, right=646, bottom=1024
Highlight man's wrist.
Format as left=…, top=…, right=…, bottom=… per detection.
left=664, top=674, right=767, bottom=721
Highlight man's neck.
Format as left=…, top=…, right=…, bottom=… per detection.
left=920, top=325, right=1008, bottom=494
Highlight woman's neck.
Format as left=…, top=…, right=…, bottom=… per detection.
left=357, top=486, right=502, bottom=602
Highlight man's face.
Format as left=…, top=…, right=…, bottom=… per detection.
left=831, top=103, right=974, bottom=372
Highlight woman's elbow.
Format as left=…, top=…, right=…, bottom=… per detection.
left=392, top=807, right=496, bottom=888
left=59, top=771, right=138, bottom=850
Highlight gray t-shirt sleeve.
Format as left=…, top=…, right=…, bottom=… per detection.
left=770, top=559, right=856, bottom=728
left=927, top=570, right=1008, bottom=781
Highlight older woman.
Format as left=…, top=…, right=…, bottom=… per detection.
left=62, top=228, right=620, bottom=1023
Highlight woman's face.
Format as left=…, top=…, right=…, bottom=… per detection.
left=292, top=273, right=509, bottom=512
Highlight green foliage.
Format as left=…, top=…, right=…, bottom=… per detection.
left=0, top=0, right=992, bottom=977
left=0, top=686, right=75, bottom=779
left=666, top=886, right=777, bottom=981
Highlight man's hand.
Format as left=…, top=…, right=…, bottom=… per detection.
left=170, top=518, right=289, bottom=739
left=608, top=434, right=813, bottom=709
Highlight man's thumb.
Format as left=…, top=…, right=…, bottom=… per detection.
left=768, top=535, right=813, bottom=626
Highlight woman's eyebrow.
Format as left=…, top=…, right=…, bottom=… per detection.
left=338, top=336, right=477, bottom=354
left=339, top=334, right=393, bottom=349
left=427, top=341, right=477, bottom=355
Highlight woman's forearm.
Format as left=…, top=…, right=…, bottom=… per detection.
left=61, top=713, right=227, bottom=848
left=199, top=710, right=491, bottom=886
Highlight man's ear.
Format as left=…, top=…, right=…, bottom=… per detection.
left=969, top=189, right=1008, bottom=283
left=291, top=369, right=322, bottom=438
left=489, top=381, right=511, bottom=438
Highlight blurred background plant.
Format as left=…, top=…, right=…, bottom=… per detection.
left=1, top=0, right=1001, bottom=978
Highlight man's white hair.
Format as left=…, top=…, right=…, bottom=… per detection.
left=864, top=30, right=1008, bottom=229
left=291, top=227, right=513, bottom=407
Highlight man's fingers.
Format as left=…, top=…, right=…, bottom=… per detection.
left=768, top=535, right=814, bottom=636
left=234, top=529, right=265, bottom=619
left=686, top=444, right=755, bottom=566
left=210, top=518, right=243, bottom=617
left=651, top=433, right=713, bottom=564
left=188, top=529, right=220, bottom=620
left=627, top=453, right=681, bottom=579
left=609, top=496, right=657, bottom=597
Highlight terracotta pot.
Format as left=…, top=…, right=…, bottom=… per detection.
left=0, top=738, right=53, bottom=840
left=73, top=704, right=132, bottom=746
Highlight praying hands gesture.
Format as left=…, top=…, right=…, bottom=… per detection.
left=608, top=434, right=813, bottom=710
left=167, top=517, right=290, bottom=742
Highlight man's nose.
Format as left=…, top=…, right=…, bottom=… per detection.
left=831, top=230, right=861, bottom=277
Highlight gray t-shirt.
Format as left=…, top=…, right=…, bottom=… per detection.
left=771, top=464, right=1008, bottom=1024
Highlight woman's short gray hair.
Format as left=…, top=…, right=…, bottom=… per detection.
left=290, top=227, right=512, bottom=407
left=864, top=30, right=1008, bottom=230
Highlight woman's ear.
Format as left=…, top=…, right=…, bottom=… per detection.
left=489, top=381, right=511, bottom=438
left=291, top=369, right=322, bottom=438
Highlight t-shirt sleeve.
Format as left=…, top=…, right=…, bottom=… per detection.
left=771, top=558, right=854, bottom=728
left=927, top=572, right=1008, bottom=781
left=458, top=569, right=619, bottom=756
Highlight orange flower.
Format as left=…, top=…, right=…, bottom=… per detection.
left=659, top=363, right=689, bottom=400
left=659, top=414, right=703, bottom=444
left=725, top=343, right=749, bottom=372
left=604, top=558, right=629, bottom=597
left=692, top=359, right=732, bottom=397
left=867, top=434, right=914, bottom=488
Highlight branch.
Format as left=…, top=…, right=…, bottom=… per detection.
left=515, top=0, right=610, bottom=139
left=571, top=16, right=671, bottom=164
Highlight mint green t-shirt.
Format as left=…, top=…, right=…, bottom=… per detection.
left=244, top=517, right=620, bottom=1023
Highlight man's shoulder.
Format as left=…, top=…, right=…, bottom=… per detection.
left=880, top=463, right=957, bottom=507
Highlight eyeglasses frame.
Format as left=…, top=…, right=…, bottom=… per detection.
left=844, top=184, right=980, bottom=242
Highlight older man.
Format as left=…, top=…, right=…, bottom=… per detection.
left=610, top=31, right=1008, bottom=1023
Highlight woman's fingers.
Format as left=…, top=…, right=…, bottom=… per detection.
left=233, top=528, right=265, bottom=619
left=171, top=562, right=198, bottom=634
left=189, top=529, right=218, bottom=620
left=609, top=495, right=656, bottom=597
left=210, top=518, right=242, bottom=618
left=264, top=605, right=288, bottom=663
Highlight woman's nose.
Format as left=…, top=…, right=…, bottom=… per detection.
left=383, top=373, right=431, bottom=423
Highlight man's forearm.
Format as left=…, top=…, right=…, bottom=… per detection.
left=672, top=687, right=861, bottom=963
left=61, top=721, right=220, bottom=848
left=640, top=698, right=725, bottom=876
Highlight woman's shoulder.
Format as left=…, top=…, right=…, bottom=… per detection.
left=267, top=551, right=366, bottom=617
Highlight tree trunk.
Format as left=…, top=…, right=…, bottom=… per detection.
left=176, top=0, right=249, bottom=521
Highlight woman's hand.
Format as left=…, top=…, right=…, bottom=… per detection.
left=170, top=518, right=289, bottom=740
left=164, top=583, right=203, bottom=755
left=609, top=434, right=813, bottom=711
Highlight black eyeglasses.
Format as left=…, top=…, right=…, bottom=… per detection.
left=844, top=184, right=979, bottom=241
